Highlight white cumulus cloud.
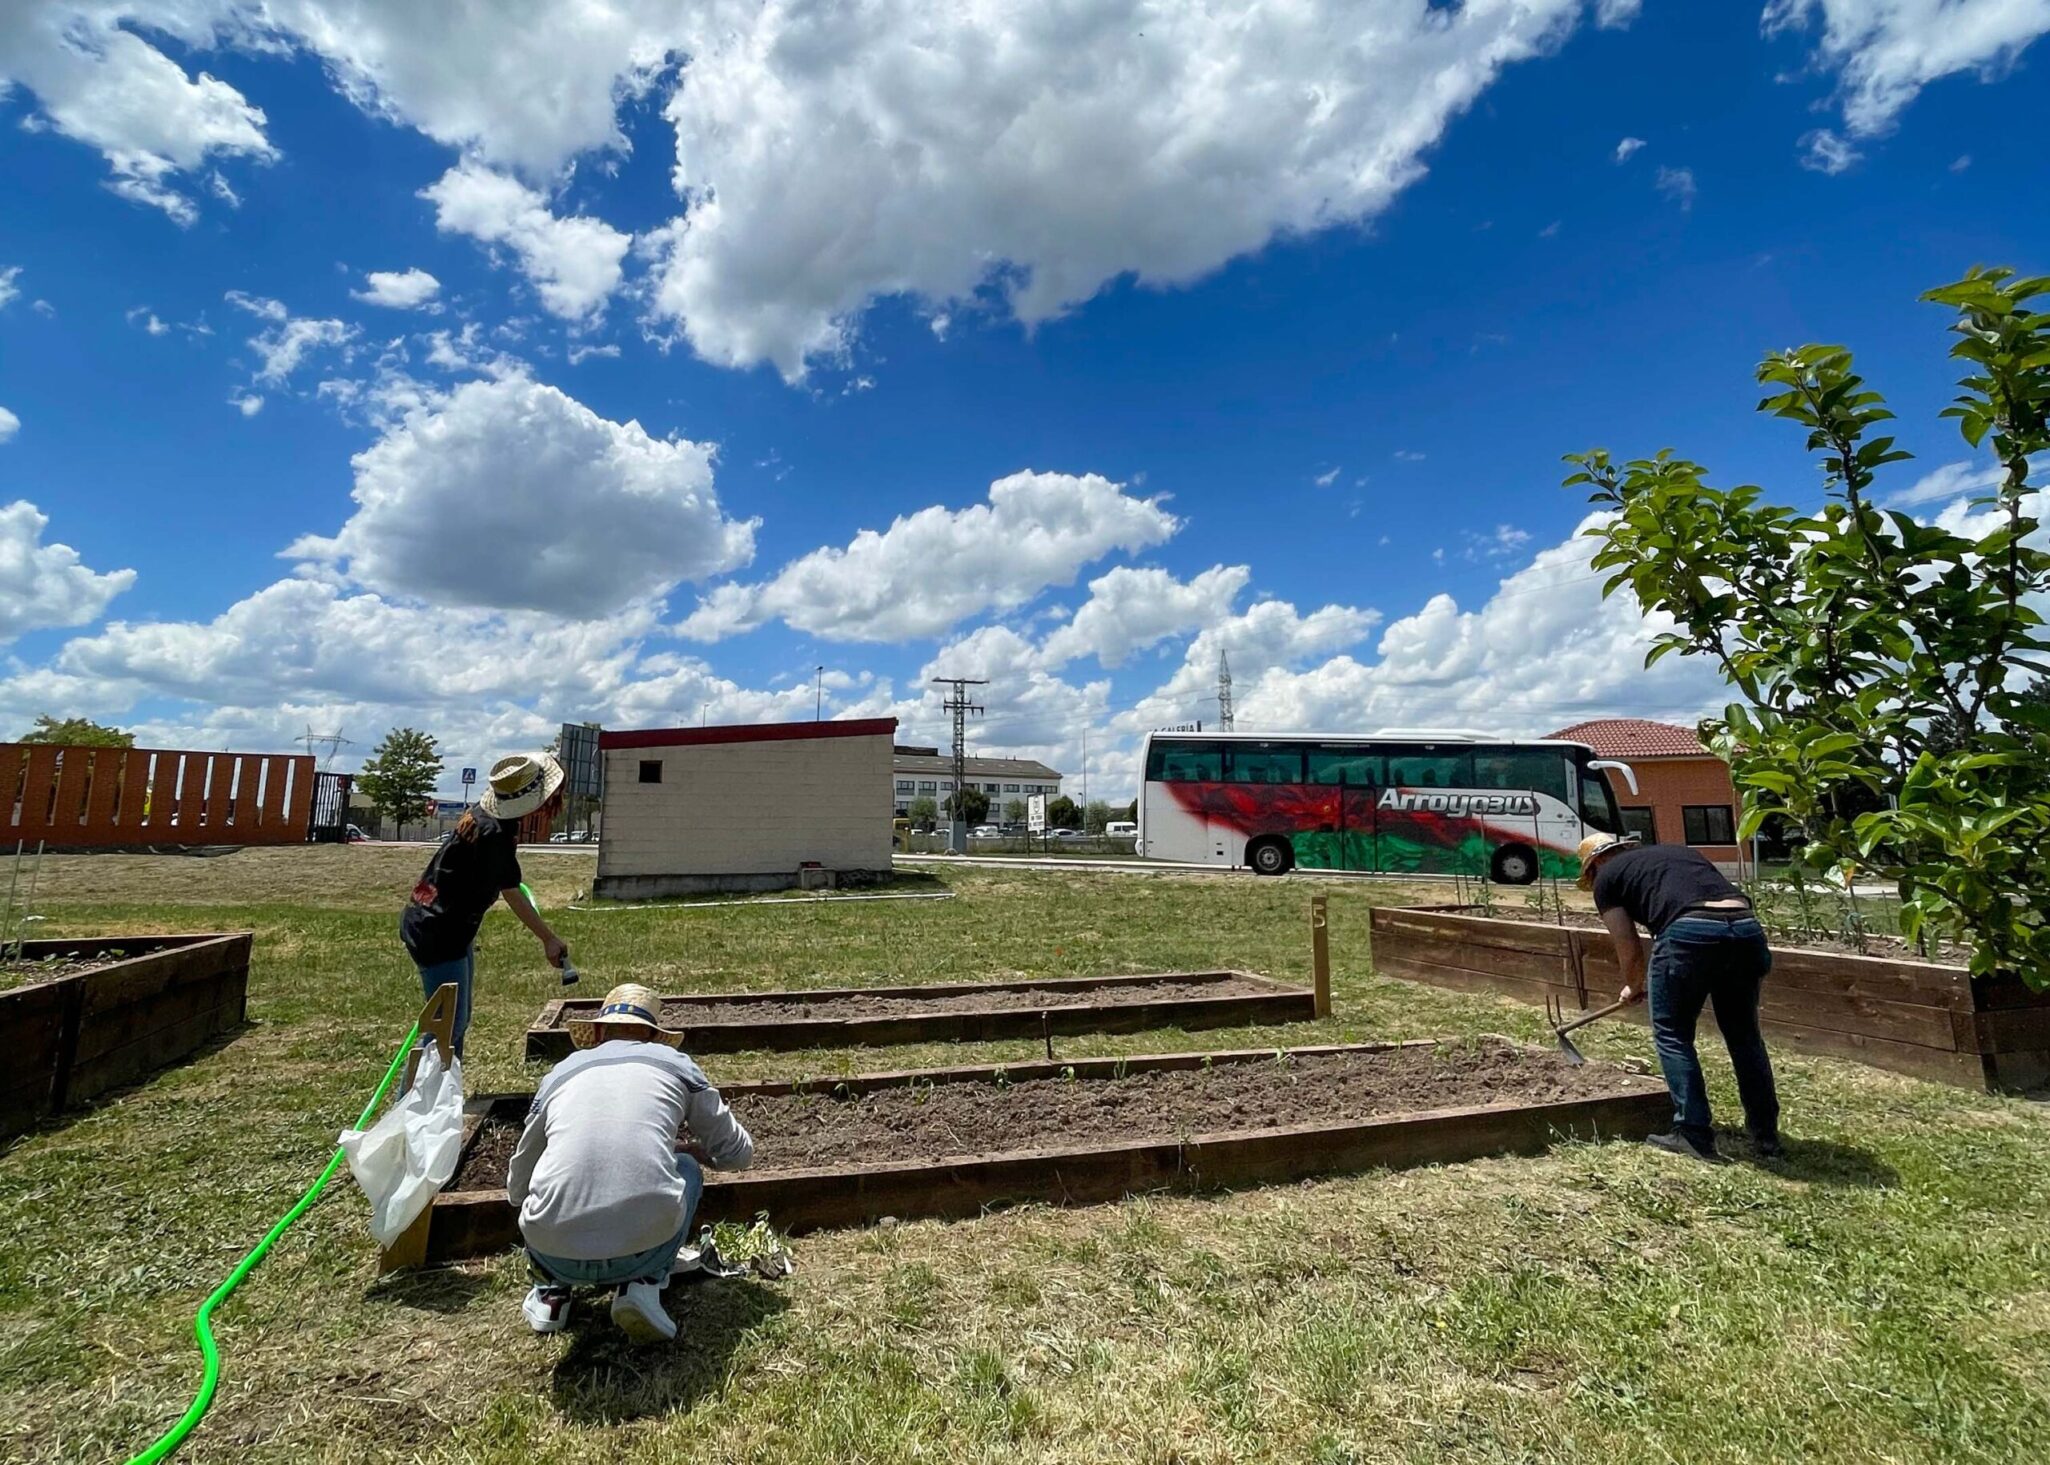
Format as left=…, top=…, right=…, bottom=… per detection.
left=646, top=0, right=1605, bottom=377
left=286, top=374, right=755, bottom=619
left=0, top=500, right=137, bottom=641
left=0, top=267, right=20, bottom=309
left=1614, top=136, right=1646, bottom=162
left=677, top=471, right=1180, bottom=644
left=226, top=291, right=358, bottom=386
left=1766, top=0, right=2050, bottom=137
left=352, top=268, right=442, bottom=309
left=422, top=161, right=630, bottom=323
left=0, top=5, right=274, bottom=224
left=1041, top=564, right=1251, bottom=669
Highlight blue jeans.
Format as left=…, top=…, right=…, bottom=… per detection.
left=527, top=1153, right=704, bottom=1287
left=413, top=949, right=474, bottom=1057
left=1648, top=915, right=1780, bottom=1152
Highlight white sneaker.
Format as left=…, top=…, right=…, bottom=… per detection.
left=522, top=1285, right=572, bottom=1334
left=610, top=1281, right=677, bottom=1344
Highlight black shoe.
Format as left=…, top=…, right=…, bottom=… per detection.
left=1753, top=1135, right=1785, bottom=1160
left=1646, top=1131, right=1721, bottom=1165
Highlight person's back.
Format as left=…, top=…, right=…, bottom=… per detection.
left=1589, top=843, right=1746, bottom=936
left=511, top=1042, right=752, bottom=1261
left=506, top=984, right=752, bottom=1342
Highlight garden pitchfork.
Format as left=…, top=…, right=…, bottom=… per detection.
left=1545, top=991, right=1633, bottom=1065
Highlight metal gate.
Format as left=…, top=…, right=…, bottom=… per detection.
left=308, top=772, right=354, bottom=843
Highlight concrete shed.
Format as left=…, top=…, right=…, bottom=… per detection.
left=595, top=718, right=898, bottom=900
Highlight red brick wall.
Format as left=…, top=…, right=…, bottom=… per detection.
left=1618, top=755, right=1744, bottom=867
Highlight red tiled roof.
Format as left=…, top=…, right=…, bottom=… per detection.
left=1546, top=718, right=1709, bottom=759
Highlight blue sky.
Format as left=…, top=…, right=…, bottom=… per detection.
left=0, top=1, right=2042, bottom=799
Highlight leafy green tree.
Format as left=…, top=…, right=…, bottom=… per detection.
left=908, top=795, right=938, bottom=831
left=1568, top=267, right=2050, bottom=982
left=1003, top=798, right=1027, bottom=824
left=357, top=728, right=445, bottom=841
left=1047, top=794, right=1081, bottom=830
left=942, top=787, right=991, bottom=825
left=18, top=716, right=133, bottom=747
left=1083, top=799, right=1113, bottom=833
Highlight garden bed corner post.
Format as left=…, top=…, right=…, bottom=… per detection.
left=1311, top=895, right=1332, bottom=1019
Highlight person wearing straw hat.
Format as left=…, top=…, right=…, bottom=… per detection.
left=508, top=983, right=755, bottom=1341
left=399, top=752, right=570, bottom=1056
left=1576, top=833, right=1782, bottom=1165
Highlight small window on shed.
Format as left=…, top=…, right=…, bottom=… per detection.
left=638, top=759, right=663, bottom=784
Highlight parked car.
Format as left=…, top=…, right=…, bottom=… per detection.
left=1047, top=828, right=1086, bottom=840
left=970, top=824, right=1001, bottom=838
left=345, top=824, right=369, bottom=843
left=1104, top=821, right=1137, bottom=837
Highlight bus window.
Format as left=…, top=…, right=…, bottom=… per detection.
left=1386, top=750, right=1473, bottom=789
left=1472, top=749, right=1571, bottom=803
left=1578, top=770, right=1622, bottom=834
left=1146, top=741, right=1224, bottom=783
left=1308, top=749, right=1383, bottom=786
left=1229, top=745, right=1305, bottom=784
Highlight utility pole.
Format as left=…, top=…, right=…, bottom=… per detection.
left=930, top=676, right=986, bottom=855
left=815, top=665, right=824, bottom=720
left=1216, top=649, right=1235, bottom=732
left=1081, top=726, right=1089, bottom=824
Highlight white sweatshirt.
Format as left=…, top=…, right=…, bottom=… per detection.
left=505, top=1041, right=753, bottom=1261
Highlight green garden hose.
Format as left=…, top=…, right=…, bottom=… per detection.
left=124, top=1021, right=422, bottom=1465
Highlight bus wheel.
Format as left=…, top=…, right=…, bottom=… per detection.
left=1248, top=837, right=1294, bottom=876
left=1491, top=845, right=1539, bottom=886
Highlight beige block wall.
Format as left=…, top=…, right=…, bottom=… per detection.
left=598, top=732, right=894, bottom=878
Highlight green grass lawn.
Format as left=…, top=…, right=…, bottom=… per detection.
left=2, top=851, right=2047, bottom=1463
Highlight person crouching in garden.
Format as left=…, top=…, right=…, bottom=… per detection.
left=398, top=752, right=570, bottom=1056
left=508, top=983, right=755, bottom=1342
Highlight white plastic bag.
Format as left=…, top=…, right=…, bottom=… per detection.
left=339, top=1043, right=465, bottom=1246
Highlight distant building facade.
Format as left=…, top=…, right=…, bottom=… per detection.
left=595, top=718, right=897, bottom=899
left=890, top=744, right=1061, bottom=820
left=1549, top=718, right=1745, bottom=874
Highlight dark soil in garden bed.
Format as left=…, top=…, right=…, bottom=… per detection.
left=0, top=955, right=128, bottom=991
left=454, top=1043, right=1652, bottom=1188
left=639, top=975, right=1284, bottom=1025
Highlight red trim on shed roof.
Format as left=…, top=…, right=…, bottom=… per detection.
left=601, top=717, right=898, bottom=751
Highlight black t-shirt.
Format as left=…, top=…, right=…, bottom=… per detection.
left=399, top=812, right=523, bottom=965
left=1591, top=844, right=1746, bottom=937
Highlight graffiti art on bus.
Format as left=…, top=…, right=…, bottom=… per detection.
left=1165, top=780, right=1581, bottom=879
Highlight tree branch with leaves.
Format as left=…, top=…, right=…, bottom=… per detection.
left=1568, top=267, right=2050, bottom=983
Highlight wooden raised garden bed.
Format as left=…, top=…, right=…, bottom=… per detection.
left=524, top=970, right=1316, bottom=1061
left=0, top=932, right=253, bottom=1139
left=1369, top=907, right=2050, bottom=1092
left=391, top=1037, right=1666, bottom=1267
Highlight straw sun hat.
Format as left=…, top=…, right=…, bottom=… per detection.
left=477, top=752, right=566, bottom=819
left=1574, top=832, right=1640, bottom=890
left=568, top=983, right=684, bottom=1050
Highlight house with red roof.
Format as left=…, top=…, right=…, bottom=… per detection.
left=1548, top=718, right=1746, bottom=873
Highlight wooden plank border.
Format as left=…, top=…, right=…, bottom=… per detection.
left=523, top=971, right=1317, bottom=1061
left=1369, top=906, right=2050, bottom=1093
left=0, top=932, right=252, bottom=1136
left=396, top=1038, right=1667, bottom=1267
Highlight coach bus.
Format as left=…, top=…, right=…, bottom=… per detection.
left=1136, top=729, right=1638, bottom=882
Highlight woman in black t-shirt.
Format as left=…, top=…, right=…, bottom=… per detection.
left=400, top=753, right=571, bottom=1056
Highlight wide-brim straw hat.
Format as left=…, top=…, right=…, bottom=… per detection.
left=568, top=983, right=684, bottom=1050
left=478, top=752, right=566, bottom=820
left=1575, top=832, right=1640, bottom=890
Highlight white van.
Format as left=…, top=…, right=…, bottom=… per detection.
left=1104, top=820, right=1137, bottom=837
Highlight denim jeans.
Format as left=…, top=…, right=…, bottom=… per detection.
left=412, top=948, right=475, bottom=1057
left=1648, top=915, right=1780, bottom=1152
left=527, top=1153, right=704, bottom=1287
